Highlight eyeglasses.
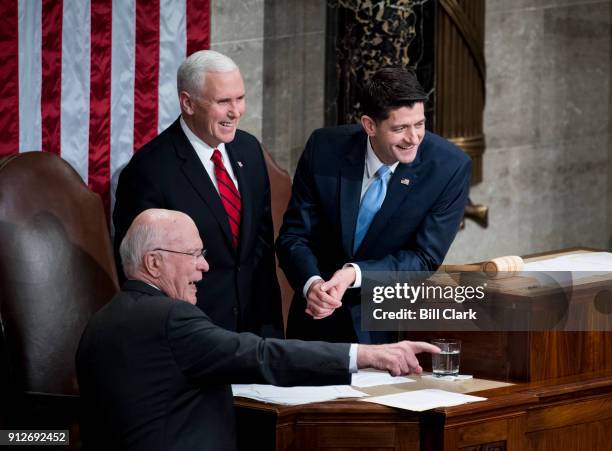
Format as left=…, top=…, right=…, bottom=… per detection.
left=153, top=248, right=207, bottom=259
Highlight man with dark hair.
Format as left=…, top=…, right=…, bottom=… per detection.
left=76, top=208, right=439, bottom=451
left=277, top=68, right=472, bottom=343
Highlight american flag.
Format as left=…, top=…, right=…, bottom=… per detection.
left=0, top=0, right=210, bottom=218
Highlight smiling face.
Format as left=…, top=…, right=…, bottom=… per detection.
left=361, top=102, right=426, bottom=165
left=154, top=218, right=209, bottom=305
left=180, top=69, right=246, bottom=148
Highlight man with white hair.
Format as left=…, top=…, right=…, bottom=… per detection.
left=113, top=50, right=283, bottom=338
left=76, top=208, right=439, bottom=451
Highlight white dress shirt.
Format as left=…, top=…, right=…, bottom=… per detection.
left=302, top=137, right=398, bottom=297
left=180, top=116, right=240, bottom=193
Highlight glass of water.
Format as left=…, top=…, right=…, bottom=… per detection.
left=431, top=339, right=461, bottom=377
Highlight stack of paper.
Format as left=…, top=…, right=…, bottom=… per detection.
left=362, top=389, right=486, bottom=412
left=231, top=384, right=367, bottom=405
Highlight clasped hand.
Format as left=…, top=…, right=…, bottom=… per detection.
left=305, top=267, right=356, bottom=319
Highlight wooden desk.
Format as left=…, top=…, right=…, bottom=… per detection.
left=235, top=249, right=612, bottom=450
left=403, top=249, right=612, bottom=382
left=235, top=370, right=612, bottom=450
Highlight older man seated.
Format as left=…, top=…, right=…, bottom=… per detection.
left=76, top=208, right=439, bottom=451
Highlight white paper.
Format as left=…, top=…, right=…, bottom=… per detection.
left=362, top=388, right=486, bottom=412
left=232, top=384, right=367, bottom=405
left=524, top=252, right=612, bottom=274
left=351, top=370, right=415, bottom=388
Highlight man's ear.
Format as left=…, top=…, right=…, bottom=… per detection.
left=360, top=115, right=377, bottom=137
left=143, top=252, right=161, bottom=278
left=179, top=91, right=194, bottom=115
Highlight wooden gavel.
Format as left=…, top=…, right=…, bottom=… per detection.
left=440, top=255, right=524, bottom=279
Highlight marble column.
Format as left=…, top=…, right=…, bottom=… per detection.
left=445, top=0, right=612, bottom=262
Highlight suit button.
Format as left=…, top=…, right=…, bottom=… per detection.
left=232, top=307, right=238, bottom=315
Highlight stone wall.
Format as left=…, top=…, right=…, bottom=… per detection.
left=210, top=0, right=326, bottom=172
left=446, top=0, right=612, bottom=262
left=210, top=0, right=265, bottom=142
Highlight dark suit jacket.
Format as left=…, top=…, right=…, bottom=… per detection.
left=76, top=280, right=350, bottom=451
left=277, top=125, right=472, bottom=342
left=113, top=118, right=283, bottom=337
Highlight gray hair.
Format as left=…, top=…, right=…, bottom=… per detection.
left=119, top=221, right=162, bottom=278
left=177, top=50, right=238, bottom=97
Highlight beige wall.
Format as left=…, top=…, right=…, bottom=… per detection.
left=210, top=0, right=326, bottom=172
left=446, top=0, right=612, bottom=262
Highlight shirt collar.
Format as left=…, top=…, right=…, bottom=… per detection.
left=180, top=116, right=227, bottom=156
left=143, top=280, right=161, bottom=291
left=365, top=137, right=399, bottom=179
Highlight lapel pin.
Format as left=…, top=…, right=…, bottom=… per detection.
left=400, top=178, right=410, bottom=186
left=237, top=161, right=243, bottom=168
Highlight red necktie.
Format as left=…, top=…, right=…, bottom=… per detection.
left=211, top=149, right=241, bottom=247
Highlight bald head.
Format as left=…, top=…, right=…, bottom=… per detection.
left=119, top=209, right=209, bottom=304
left=120, top=209, right=189, bottom=277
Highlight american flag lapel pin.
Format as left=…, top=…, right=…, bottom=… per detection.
left=400, top=178, right=410, bottom=186
left=237, top=161, right=244, bottom=168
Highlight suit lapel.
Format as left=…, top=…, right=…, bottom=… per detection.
left=355, top=135, right=427, bottom=256
left=340, top=132, right=368, bottom=257
left=225, top=141, right=252, bottom=259
left=171, top=120, right=235, bottom=250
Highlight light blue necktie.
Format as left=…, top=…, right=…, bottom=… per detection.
left=353, top=165, right=391, bottom=254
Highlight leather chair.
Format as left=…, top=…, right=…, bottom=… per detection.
left=0, top=152, right=118, bottom=449
left=262, top=149, right=294, bottom=330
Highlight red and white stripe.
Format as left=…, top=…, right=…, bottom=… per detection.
left=1, top=0, right=210, bottom=218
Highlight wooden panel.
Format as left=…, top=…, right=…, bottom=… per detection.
left=452, top=414, right=525, bottom=451
left=526, top=418, right=612, bottom=451
left=528, top=424, right=580, bottom=451
left=314, top=424, right=396, bottom=447
left=276, top=423, right=295, bottom=451
left=506, top=415, right=527, bottom=451
left=443, top=427, right=458, bottom=451
left=530, top=331, right=612, bottom=381
left=457, top=418, right=507, bottom=447
left=294, top=424, right=317, bottom=451
left=527, top=395, right=612, bottom=432
left=397, top=424, right=420, bottom=451
left=459, top=442, right=505, bottom=451
left=293, top=422, right=419, bottom=451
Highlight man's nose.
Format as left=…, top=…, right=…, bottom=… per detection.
left=197, top=257, right=210, bottom=273
left=404, top=128, right=418, bottom=143
left=228, top=101, right=241, bottom=118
